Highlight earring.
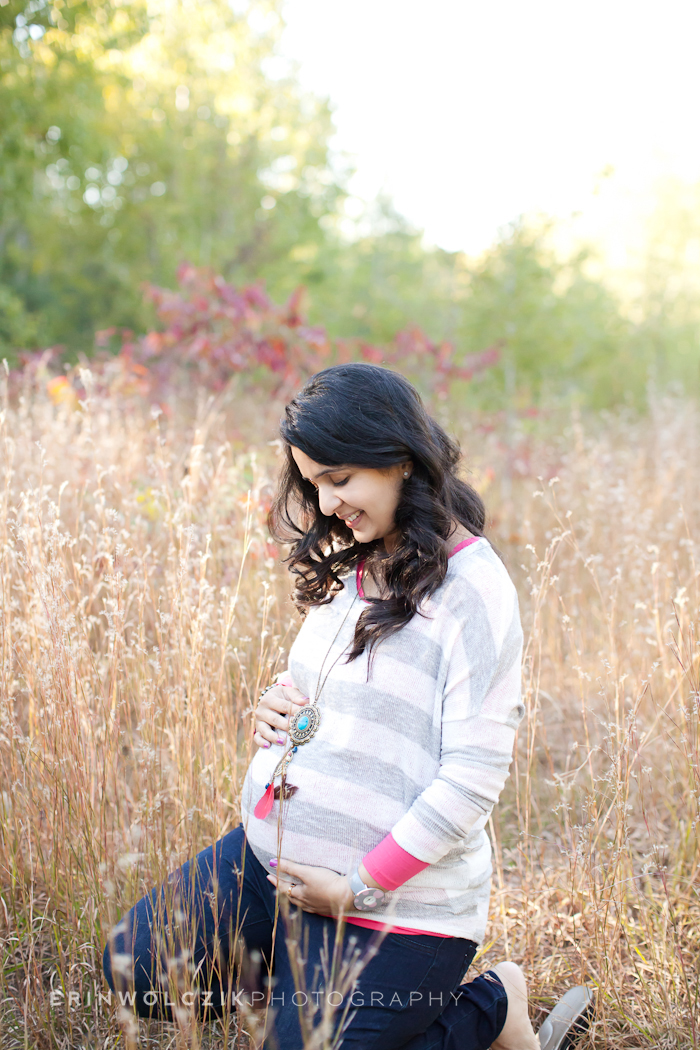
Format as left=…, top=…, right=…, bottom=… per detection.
left=403, top=471, right=409, bottom=477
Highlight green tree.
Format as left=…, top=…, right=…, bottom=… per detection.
left=625, top=177, right=700, bottom=396
left=0, top=0, right=342, bottom=359
left=451, top=221, right=638, bottom=407
left=287, top=196, right=466, bottom=345
left=0, top=1, right=675, bottom=407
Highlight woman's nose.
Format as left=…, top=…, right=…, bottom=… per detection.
left=317, top=487, right=342, bottom=517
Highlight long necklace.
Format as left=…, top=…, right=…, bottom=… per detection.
left=254, top=593, right=358, bottom=820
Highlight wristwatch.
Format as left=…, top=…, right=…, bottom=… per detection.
left=349, top=868, right=385, bottom=911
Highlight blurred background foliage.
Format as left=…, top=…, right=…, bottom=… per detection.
left=1, top=0, right=699, bottom=406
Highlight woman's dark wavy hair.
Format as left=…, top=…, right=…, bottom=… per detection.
left=269, top=363, right=486, bottom=661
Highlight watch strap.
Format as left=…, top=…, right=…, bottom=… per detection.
left=349, top=868, right=369, bottom=896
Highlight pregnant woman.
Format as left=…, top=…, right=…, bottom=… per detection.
left=103, top=364, right=592, bottom=1049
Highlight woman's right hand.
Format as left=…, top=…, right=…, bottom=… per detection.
left=253, top=684, right=308, bottom=749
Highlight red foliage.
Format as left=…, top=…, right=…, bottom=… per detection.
left=10, top=265, right=500, bottom=409
left=113, top=264, right=333, bottom=397
left=365, top=326, right=502, bottom=399
left=106, top=264, right=501, bottom=402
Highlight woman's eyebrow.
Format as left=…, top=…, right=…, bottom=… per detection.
left=312, top=465, right=352, bottom=479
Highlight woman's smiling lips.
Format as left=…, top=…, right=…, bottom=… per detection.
left=340, top=510, right=363, bottom=527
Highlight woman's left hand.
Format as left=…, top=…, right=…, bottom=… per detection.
left=267, top=859, right=354, bottom=916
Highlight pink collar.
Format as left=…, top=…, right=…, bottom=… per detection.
left=356, top=536, right=479, bottom=600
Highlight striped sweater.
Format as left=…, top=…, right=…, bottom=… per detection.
left=241, top=537, right=524, bottom=942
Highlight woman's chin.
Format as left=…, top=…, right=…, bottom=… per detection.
left=353, top=525, right=378, bottom=543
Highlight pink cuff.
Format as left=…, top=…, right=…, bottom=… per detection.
left=277, top=670, right=294, bottom=687
left=362, top=834, right=429, bottom=891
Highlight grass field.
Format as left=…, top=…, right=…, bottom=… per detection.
left=1, top=372, right=699, bottom=1048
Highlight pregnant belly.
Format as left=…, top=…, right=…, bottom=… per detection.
left=241, top=751, right=405, bottom=872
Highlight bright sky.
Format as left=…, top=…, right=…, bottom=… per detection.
left=281, top=0, right=700, bottom=260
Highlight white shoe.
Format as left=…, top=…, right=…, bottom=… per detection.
left=537, top=986, right=595, bottom=1050
left=490, top=962, right=539, bottom=1050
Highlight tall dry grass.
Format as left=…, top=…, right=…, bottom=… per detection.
left=0, top=370, right=698, bottom=1048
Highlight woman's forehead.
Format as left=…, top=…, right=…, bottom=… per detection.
left=290, top=447, right=351, bottom=478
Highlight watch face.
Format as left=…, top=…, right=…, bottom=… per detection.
left=353, top=887, right=385, bottom=911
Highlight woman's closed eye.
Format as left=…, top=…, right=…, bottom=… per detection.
left=307, top=477, right=349, bottom=489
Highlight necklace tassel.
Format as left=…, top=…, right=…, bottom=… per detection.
left=254, top=782, right=275, bottom=820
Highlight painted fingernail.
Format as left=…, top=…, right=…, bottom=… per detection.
left=277, top=736, right=285, bottom=744
left=263, top=742, right=270, bottom=748
left=269, top=859, right=277, bottom=867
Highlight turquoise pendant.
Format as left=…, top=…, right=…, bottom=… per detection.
left=288, top=704, right=321, bottom=745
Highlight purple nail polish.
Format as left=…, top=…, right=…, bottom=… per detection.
left=269, top=859, right=277, bottom=867
left=263, top=741, right=270, bottom=748
left=277, top=736, right=285, bottom=745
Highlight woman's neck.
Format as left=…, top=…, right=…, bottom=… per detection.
left=446, top=522, right=475, bottom=548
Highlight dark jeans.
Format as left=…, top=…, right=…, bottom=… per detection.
left=102, top=824, right=507, bottom=1049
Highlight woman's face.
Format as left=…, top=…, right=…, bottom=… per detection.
left=291, top=447, right=410, bottom=550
